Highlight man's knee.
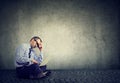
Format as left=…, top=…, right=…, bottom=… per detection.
left=40, top=65, right=47, bottom=71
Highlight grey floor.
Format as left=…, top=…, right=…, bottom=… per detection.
left=0, top=69, right=120, bottom=83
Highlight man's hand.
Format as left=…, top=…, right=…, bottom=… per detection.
left=31, top=59, right=38, bottom=64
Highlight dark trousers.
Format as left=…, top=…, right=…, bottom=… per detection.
left=16, top=64, right=47, bottom=78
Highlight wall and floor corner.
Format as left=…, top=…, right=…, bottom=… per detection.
left=0, top=0, right=119, bottom=70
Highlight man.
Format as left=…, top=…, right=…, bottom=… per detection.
left=15, top=36, right=50, bottom=79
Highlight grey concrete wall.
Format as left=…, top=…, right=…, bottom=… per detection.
left=0, top=0, right=119, bottom=69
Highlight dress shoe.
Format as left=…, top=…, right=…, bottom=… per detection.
left=44, top=70, right=51, bottom=76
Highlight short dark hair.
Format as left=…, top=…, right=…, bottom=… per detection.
left=30, top=36, right=42, bottom=42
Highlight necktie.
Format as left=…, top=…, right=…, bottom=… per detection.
left=29, top=47, right=32, bottom=58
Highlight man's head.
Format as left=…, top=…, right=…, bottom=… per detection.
left=30, top=36, right=42, bottom=48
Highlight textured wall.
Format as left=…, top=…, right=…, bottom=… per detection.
left=0, top=0, right=119, bottom=69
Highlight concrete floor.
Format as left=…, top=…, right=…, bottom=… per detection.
left=0, top=69, right=120, bottom=83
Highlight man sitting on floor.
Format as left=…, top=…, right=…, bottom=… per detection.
left=15, top=36, right=51, bottom=79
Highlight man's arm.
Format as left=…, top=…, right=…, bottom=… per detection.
left=33, top=42, right=43, bottom=64
left=34, top=52, right=43, bottom=64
